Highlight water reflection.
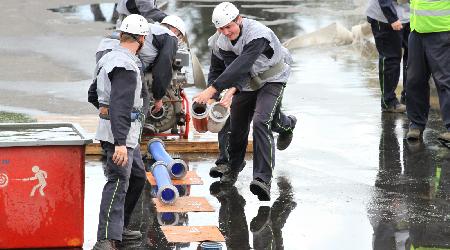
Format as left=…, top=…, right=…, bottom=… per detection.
left=369, top=113, right=450, bottom=250
left=121, top=182, right=191, bottom=249
left=49, top=0, right=366, bottom=65
left=48, top=4, right=118, bottom=24
left=250, top=176, right=297, bottom=250
left=209, top=181, right=251, bottom=249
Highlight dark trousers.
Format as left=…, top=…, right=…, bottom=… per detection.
left=229, top=83, right=294, bottom=183
left=216, top=117, right=231, bottom=165
left=97, top=142, right=146, bottom=241
left=406, top=30, right=450, bottom=130
left=368, top=18, right=410, bottom=108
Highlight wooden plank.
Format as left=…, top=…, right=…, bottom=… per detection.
left=153, top=196, right=214, bottom=213
left=35, top=114, right=253, bottom=155
left=146, top=171, right=203, bottom=186
left=161, top=226, right=225, bottom=243
left=85, top=139, right=253, bottom=155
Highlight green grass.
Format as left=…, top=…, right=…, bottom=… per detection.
left=0, top=111, right=36, bottom=123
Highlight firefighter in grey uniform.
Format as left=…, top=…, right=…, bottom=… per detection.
left=93, top=15, right=186, bottom=117
left=194, top=2, right=297, bottom=201
left=139, top=15, right=186, bottom=113
left=92, top=14, right=149, bottom=250
left=116, top=0, right=167, bottom=28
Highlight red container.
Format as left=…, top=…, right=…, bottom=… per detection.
left=0, top=123, right=92, bottom=248
left=191, top=102, right=209, bottom=133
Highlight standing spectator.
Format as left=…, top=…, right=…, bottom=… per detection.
left=366, top=0, right=410, bottom=113
left=405, top=0, right=450, bottom=140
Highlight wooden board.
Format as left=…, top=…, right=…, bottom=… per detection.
left=85, top=139, right=253, bottom=155
left=161, top=226, right=225, bottom=243
left=146, top=171, right=203, bottom=185
left=35, top=114, right=253, bottom=155
left=153, top=196, right=214, bottom=213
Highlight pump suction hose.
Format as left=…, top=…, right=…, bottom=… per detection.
left=150, top=161, right=179, bottom=204
left=147, top=138, right=188, bottom=179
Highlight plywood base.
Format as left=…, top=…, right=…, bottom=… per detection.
left=153, top=196, right=214, bottom=213
left=161, top=226, right=225, bottom=243
left=146, top=171, right=203, bottom=186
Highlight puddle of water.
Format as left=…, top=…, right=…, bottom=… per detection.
left=48, top=3, right=118, bottom=23
left=0, top=126, right=81, bottom=142
left=48, top=1, right=365, bottom=62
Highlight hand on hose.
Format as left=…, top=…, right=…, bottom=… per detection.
left=152, top=99, right=163, bottom=114
left=113, top=145, right=128, bottom=167
left=193, top=86, right=217, bottom=104
left=219, top=87, right=237, bottom=108
left=391, top=20, right=403, bottom=31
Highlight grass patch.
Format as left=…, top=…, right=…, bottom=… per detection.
left=0, top=111, right=36, bottom=123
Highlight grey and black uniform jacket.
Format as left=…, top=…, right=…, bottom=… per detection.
left=139, top=23, right=178, bottom=100
left=94, top=45, right=143, bottom=148
left=117, top=0, right=167, bottom=23
left=366, top=0, right=410, bottom=24
left=208, top=18, right=292, bottom=93
left=89, top=35, right=150, bottom=115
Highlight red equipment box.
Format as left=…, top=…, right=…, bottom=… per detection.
left=0, top=123, right=92, bottom=248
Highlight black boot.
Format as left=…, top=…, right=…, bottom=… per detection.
left=250, top=177, right=271, bottom=201
left=209, top=164, right=229, bottom=178
left=277, top=115, right=297, bottom=150
left=220, top=170, right=239, bottom=185
left=92, top=239, right=118, bottom=250
left=122, top=227, right=142, bottom=241
left=220, top=162, right=245, bottom=185
left=250, top=206, right=272, bottom=233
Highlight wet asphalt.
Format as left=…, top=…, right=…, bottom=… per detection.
left=1, top=0, right=450, bottom=249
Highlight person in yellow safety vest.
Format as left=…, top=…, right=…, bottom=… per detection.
left=405, top=0, right=450, bottom=140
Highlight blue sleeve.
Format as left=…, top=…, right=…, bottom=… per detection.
left=109, top=67, right=137, bottom=146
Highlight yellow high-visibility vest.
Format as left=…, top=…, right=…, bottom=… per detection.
left=410, top=0, right=450, bottom=33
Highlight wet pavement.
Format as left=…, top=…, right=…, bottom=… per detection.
left=1, top=0, right=450, bottom=249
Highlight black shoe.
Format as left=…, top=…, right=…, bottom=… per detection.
left=209, top=164, right=229, bottom=178
left=406, top=127, right=423, bottom=140
left=250, top=206, right=271, bottom=233
left=122, top=227, right=142, bottom=241
left=277, top=115, right=297, bottom=150
left=250, top=178, right=271, bottom=201
left=220, top=170, right=239, bottom=185
left=92, top=239, right=118, bottom=250
left=382, top=103, right=406, bottom=113
left=220, top=162, right=245, bottom=185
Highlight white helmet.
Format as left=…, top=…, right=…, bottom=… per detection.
left=212, top=2, right=239, bottom=28
left=119, top=14, right=150, bottom=36
left=161, top=15, right=186, bottom=37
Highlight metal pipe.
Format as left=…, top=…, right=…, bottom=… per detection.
left=191, top=102, right=209, bottom=133
left=150, top=161, right=179, bottom=204
left=207, top=101, right=229, bottom=133
left=147, top=138, right=188, bottom=179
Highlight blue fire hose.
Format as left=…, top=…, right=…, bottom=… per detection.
left=147, top=138, right=188, bottom=179
left=150, top=161, right=179, bottom=204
